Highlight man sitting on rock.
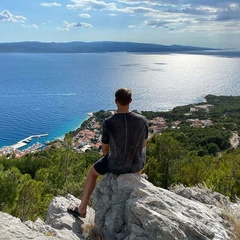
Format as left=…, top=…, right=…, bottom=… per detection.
left=67, top=87, right=148, bottom=218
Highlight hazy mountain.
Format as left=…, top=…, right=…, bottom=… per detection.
left=0, top=41, right=217, bottom=53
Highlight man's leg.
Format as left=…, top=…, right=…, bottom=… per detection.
left=78, top=165, right=101, bottom=217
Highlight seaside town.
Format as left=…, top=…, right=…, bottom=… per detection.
left=1, top=103, right=239, bottom=159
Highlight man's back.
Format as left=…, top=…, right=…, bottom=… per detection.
left=102, top=112, right=148, bottom=174
left=76, top=88, right=148, bottom=218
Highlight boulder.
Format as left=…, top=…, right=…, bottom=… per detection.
left=92, top=173, right=235, bottom=240
left=0, top=211, right=57, bottom=240
left=0, top=194, right=95, bottom=240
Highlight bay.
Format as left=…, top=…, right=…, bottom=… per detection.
left=0, top=52, right=240, bottom=148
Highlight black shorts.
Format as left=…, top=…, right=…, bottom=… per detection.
left=93, top=155, right=110, bottom=175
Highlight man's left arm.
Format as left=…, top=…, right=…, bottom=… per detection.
left=102, top=143, right=110, bottom=156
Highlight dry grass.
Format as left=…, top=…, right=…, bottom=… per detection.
left=233, top=221, right=240, bottom=240
left=44, top=231, right=55, bottom=236
left=82, top=209, right=105, bottom=240
left=221, top=208, right=240, bottom=240
left=82, top=221, right=95, bottom=235
left=85, top=226, right=105, bottom=240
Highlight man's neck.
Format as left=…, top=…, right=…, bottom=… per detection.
left=116, top=106, right=130, bottom=113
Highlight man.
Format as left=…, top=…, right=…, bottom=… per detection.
left=68, top=88, right=148, bottom=218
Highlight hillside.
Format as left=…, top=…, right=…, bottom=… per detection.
left=0, top=41, right=217, bottom=53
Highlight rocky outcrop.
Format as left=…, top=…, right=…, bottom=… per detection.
left=0, top=194, right=95, bottom=240
left=92, top=173, right=236, bottom=240
left=0, top=212, right=57, bottom=240
left=0, top=174, right=239, bottom=240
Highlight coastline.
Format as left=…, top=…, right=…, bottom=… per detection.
left=1, top=52, right=239, bottom=151
left=2, top=95, right=240, bottom=157
left=0, top=114, right=90, bottom=150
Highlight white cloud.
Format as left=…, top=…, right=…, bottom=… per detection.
left=79, top=13, right=91, bottom=18
left=58, top=20, right=93, bottom=31
left=21, top=24, right=39, bottom=29
left=0, top=10, right=27, bottom=22
left=63, top=0, right=240, bottom=38
left=175, top=20, right=240, bottom=34
left=66, top=0, right=157, bottom=14
left=125, top=6, right=159, bottom=14
left=66, top=0, right=117, bottom=11
left=117, top=0, right=142, bottom=5
left=130, top=0, right=240, bottom=36
left=128, top=25, right=136, bottom=28
left=41, top=2, right=62, bottom=7
left=144, top=19, right=170, bottom=28
left=215, top=3, right=240, bottom=21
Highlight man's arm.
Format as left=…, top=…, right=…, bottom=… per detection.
left=143, top=139, right=147, bottom=148
left=102, top=143, right=110, bottom=156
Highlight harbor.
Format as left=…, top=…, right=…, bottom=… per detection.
left=10, top=134, right=49, bottom=150
left=0, top=133, right=49, bottom=158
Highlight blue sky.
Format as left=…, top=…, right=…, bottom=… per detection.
left=1, top=0, right=240, bottom=49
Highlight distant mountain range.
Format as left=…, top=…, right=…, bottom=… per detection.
left=0, top=41, right=218, bottom=53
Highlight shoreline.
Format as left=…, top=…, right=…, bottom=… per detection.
left=10, top=134, right=49, bottom=150
left=0, top=114, right=91, bottom=151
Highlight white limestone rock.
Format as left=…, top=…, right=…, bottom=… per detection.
left=44, top=193, right=95, bottom=239
left=0, top=194, right=95, bottom=240
left=0, top=211, right=57, bottom=240
left=92, top=173, right=235, bottom=240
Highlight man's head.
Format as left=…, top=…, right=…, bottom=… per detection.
left=115, top=88, right=132, bottom=106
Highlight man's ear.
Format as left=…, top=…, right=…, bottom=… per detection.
left=129, top=99, right=132, bottom=103
left=115, top=99, right=118, bottom=104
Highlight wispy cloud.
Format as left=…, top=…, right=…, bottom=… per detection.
left=144, top=19, right=171, bottom=29
left=41, top=2, right=62, bottom=7
left=117, top=0, right=143, bottom=5
left=21, top=24, right=39, bottom=29
left=79, top=13, right=91, bottom=18
left=0, top=10, right=26, bottom=22
left=215, top=3, right=240, bottom=21
left=66, top=0, right=117, bottom=11
left=128, top=25, right=136, bottom=28
left=58, top=20, right=93, bottom=31
left=124, top=6, right=159, bottom=14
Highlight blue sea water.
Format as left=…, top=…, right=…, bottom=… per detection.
left=1, top=52, right=240, bottom=148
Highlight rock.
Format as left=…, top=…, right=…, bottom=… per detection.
left=0, top=194, right=95, bottom=240
left=0, top=211, right=57, bottom=240
left=172, top=184, right=230, bottom=207
left=92, top=173, right=235, bottom=240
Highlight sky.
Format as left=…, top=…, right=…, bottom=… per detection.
left=0, top=0, right=240, bottom=49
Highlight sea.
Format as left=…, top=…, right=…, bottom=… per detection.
left=1, top=51, right=240, bottom=149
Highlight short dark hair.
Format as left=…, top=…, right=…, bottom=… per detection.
left=115, top=88, right=132, bottom=106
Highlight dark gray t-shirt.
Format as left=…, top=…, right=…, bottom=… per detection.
left=101, top=112, right=148, bottom=174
